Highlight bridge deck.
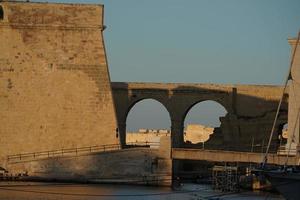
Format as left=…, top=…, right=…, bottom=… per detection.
left=172, top=148, right=300, bottom=166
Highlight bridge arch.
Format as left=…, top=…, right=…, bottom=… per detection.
left=122, top=98, right=172, bottom=146
left=112, top=82, right=288, bottom=150
left=125, top=97, right=171, bottom=122
left=168, top=97, right=230, bottom=148
left=183, top=100, right=228, bottom=146
left=183, top=99, right=229, bottom=122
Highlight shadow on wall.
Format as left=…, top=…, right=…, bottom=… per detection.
left=111, top=82, right=288, bottom=152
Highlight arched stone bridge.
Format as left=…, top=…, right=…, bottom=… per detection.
left=112, top=82, right=288, bottom=151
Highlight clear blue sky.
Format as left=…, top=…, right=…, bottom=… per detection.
left=36, top=0, right=300, bottom=131
left=39, top=0, right=300, bottom=84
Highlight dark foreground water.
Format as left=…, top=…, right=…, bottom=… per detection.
left=0, top=182, right=283, bottom=200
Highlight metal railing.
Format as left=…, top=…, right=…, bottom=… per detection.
left=7, top=142, right=160, bottom=163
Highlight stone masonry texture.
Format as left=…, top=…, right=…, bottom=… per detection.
left=288, top=39, right=300, bottom=147
left=0, top=1, right=119, bottom=165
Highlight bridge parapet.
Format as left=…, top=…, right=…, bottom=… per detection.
left=172, top=148, right=299, bottom=166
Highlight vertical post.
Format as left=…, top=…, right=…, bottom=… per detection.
left=232, top=88, right=237, bottom=115
left=261, top=139, right=265, bottom=155
left=251, top=137, right=254, bottom=152
left=249, top=137, right=254, bottom=169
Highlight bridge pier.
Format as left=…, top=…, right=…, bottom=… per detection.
left=170, top=118, right=184, bottom=184
left=118, top=123, right=127, bottom=148
left=171, top=119, right=184, bottom=148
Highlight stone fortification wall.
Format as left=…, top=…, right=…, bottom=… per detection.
left=288, top=38, right=300, bottom=150
left=0, top=2, right=118, bottom=165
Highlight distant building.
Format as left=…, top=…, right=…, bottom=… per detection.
left=184, top=124, right=214, bottom=144
left=126, top=124, right=214, bottom=145
left=126, top=129, right=171, bottom=145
